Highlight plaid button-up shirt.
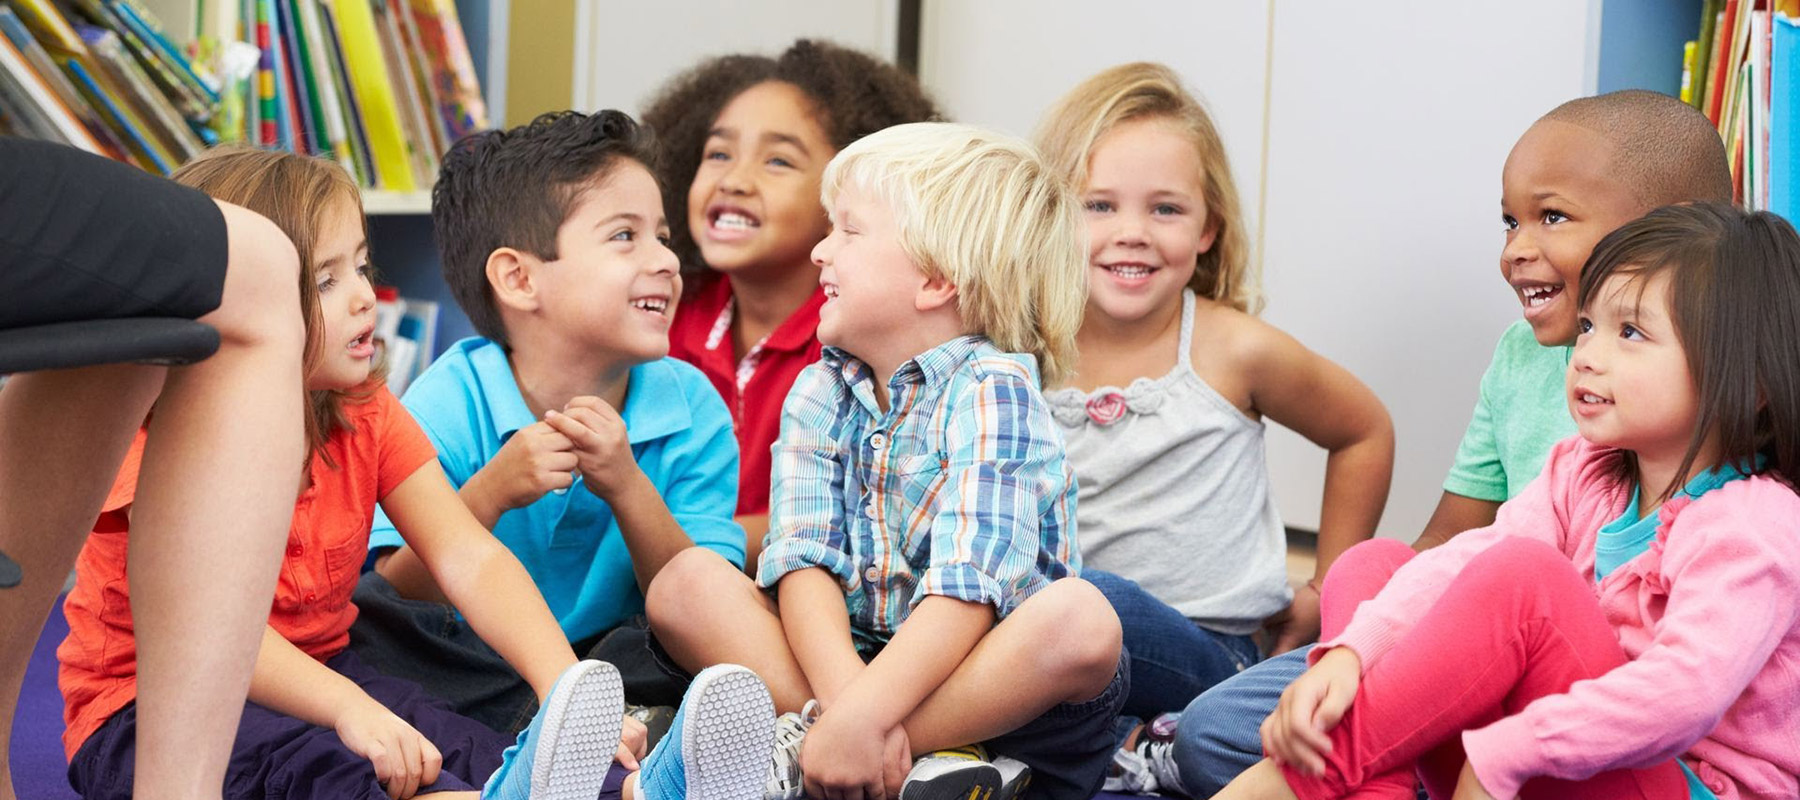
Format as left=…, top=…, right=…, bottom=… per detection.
left=757, top=335, right=1079, bottom=641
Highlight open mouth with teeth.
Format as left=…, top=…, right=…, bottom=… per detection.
left=1520, top=284, right=1563, bottom=307
left=709, top=208, right=761, bottom=234
left=1576, top=392, right=1612, bottom=404
left=630, top=297, right=669, bottom=316
left=1101, top=263, right=1158, bottom=280
left=822, top=284, right=839, bottom=299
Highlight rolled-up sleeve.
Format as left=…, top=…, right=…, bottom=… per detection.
left=913, top=371, right=1056, bottom=617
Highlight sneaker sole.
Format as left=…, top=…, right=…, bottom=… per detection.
left=683, top=665, right=777, bottom=800
left=530, top=660, right=625, bottom=800
left=899, top=764, right=1002, bottom=800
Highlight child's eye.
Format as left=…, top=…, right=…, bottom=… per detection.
left=1084, top=200, right=1114, bottom=214
left=1153, top=203, right=1182, bottom=216
left=1576, top=317, right=1593, bottom=335
left=703, top=149, right=729, bottom=162
left=1501, top=214, right=1519, bottom=232
left=1542, top=209, right=1569, bottom=225
left=611, top=229, right=636, bottom=242
left=355, top=262, right=374, bottom=279
left=657, top=231, right=673, bottom=247
left=317, top=274, right=337, bottom=293
left=768, top=156, right=794, bottom=169
left=1620, top=323, right=1644, bottom=341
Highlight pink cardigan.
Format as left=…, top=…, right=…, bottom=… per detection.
left=1326, top=436, right=1800, bottom=800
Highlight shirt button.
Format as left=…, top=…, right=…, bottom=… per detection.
left=864, top=566, right=882, bottom=583
left=287, top=544, right=304, bottom=558
left=303, top=593, right=318, bottom=605
left=869, top=432, right=887, bottom=450
left=864, top=503, right=878, bottom=520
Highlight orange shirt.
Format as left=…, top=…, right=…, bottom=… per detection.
left=57, top=385, right=437, bottom=758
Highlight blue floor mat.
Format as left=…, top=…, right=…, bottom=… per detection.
left=12, top=596, right=76, bottom=799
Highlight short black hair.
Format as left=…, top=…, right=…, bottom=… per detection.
left=432, top=109, right=659, bottom=348
left=1542, top=90, right=1732, bottom=207
left=639, top=39, right=941, bottom=275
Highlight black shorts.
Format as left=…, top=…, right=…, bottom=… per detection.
left=0, top=137, right=228, bottom=329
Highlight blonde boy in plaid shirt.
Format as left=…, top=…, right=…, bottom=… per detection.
left=646, top=123, right=1128, bottom=800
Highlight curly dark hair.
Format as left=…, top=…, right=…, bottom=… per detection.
left=639, top=39, right=941, bottom=276
left=432, top=109, right=660, bottom=349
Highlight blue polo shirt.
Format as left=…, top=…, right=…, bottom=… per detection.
left=369, top=337, right=746, bottom=642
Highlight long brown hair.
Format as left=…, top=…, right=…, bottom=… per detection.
left=1578, top=201, right=1800, bottom=500
left=1035, top=62, right=1257, bottom=313
left=173, top=147, right=376, bottom=465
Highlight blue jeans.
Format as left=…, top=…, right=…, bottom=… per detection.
left=1085, top=570, right=1261, bottom=745
left=1172, top=644, right=1310, bottom=795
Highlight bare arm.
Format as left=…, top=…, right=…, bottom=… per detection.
left=380, top=459, right=576, bottom=700
left=832, top=596, right=992, bottom=731
left=1411, top=491, right=1502, bottom=553
left=776, top=567, right=866, bottom=707
left=1247, top=325, right=1395, bottom=580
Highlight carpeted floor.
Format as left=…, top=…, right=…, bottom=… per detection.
left=12, top=597, right=76, bottom=800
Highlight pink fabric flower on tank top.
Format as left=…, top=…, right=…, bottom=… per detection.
left=1086, top=392, right=1129, bottom=426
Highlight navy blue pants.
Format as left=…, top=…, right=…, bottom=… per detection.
left=67, top=649, right=630, bottom=799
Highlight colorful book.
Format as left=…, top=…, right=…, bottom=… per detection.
left=316, top=0, right=375, bottom=184
left=65, top=56, right=170, bottom=172
left=293, top=0, right=355, bottom=172
left=405, top=0, right=485, bottom=141
left=0, top=30, right=102, bottom=150
left=371, top=0, right=434, bottom=182
left=78, top=24, right=202, bottom=162
left=0, top=5, right=130, bottom=159
left=1771, top=14, right=1798, bottom=223
left=327, top=0, right=415, bottom=191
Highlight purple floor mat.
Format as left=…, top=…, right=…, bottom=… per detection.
left=11, top=596, right=76, bottom=799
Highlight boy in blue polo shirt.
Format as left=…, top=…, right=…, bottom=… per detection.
left=349, top=110, right=746, bottom=739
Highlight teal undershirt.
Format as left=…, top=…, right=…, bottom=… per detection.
left=1594, top=459, right=1760, bottom=800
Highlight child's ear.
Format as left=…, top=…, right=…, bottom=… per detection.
left=1196, top=217, right=1220, bottom=256
left=486, top=248, right=540, bottom=312
left=915, top=273, right=958, bottom=313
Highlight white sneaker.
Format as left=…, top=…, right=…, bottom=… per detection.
left=763, top=699, right=818, bottom=800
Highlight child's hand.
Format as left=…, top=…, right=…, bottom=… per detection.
left=545, top=397, right=640, bottom=500
left=799, top=707, right=895, bottom=800
left=1261, top=645, right=1360, bottom=778
left=334, top=699, right=444, bottom=799
left=1262, top=583, right=1323, bottom=656
left=616, top=714, right=647, bottom=770
left=475, top=420, right=579, bottom=510
left=1453, top=760, right=1501, bottom=800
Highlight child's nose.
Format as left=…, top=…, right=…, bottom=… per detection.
left=719, top=158, right=754, bottom=195
left=1501, top=229, right=1537, bottom=266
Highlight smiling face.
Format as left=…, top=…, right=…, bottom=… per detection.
left=1081, top=117, right=1216, bottom=326
left=1500, top=119, right=1649, bottom=346
left=685, top=80, right=836, bottom=281
left=1567, top=270, right=1701, bottom=468
left=305, top=199, right=377, bottom=392
left=533, top=161, right=682, bottom=362
left=810, top=182, right=928, bottom=364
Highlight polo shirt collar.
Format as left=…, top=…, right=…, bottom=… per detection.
left=469, top=341, right=690, bottom=445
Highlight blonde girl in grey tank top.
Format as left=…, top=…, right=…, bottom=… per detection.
left=1048, top=289, right=1290, bottom=636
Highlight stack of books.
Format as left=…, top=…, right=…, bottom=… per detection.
left=0, top=0, right=487, bottom=193
left=1680, top=0, right=1800, bottom=220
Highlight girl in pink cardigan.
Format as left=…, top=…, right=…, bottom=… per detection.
left=1218, top=201, right=1800, bottom=800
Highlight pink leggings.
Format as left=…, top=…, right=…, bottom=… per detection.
left=1285, top=537, right=1690, bottom=800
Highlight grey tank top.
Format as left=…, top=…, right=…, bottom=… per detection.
left=1047, top=290, right=1291, bottom=635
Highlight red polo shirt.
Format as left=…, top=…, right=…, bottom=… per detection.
left=669, top=276, right=825, bottom=515
left=57, top=386, right=436, bottom=757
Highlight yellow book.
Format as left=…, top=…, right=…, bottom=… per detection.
left=325, top=0, right=413, bottom=192
left=1683, top=40, right=1698, bottom=104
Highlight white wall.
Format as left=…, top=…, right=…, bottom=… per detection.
left=1253, top=1, right=1592, bottom=538
left=574, top=0, right=898, bottom=116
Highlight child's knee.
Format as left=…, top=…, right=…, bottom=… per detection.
left=646, top=547, right=743, bottom=627
left=212, top=202, right=303, bottom=347
left=1032, top=578, right=1123, bottom=682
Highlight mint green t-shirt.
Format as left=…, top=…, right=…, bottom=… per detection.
left=1442, top=320, right=1576, bottom=502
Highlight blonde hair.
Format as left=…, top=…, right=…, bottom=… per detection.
left=172, top=147, right=375, bottom=465
left=820, top=122, right=1087, bottom=385
left=1036, top=62, right=1259, bottom=313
